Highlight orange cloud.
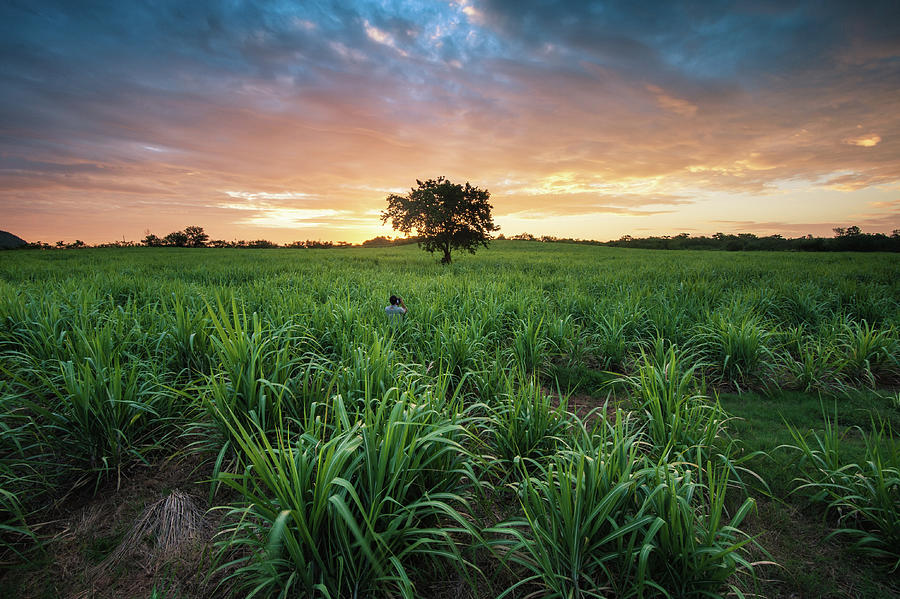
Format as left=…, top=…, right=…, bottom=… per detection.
left=646, top=84, right=698, bottom=117
left=844, top=134, right=882, bottom=147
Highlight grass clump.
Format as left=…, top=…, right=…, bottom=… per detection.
left=786, top=410, right=900, bottom=571
left=480, top=372, right=569, bottom=472
left=630, top=340, right=724, bottom=460
left=214, top=389, right=476, bottom=598
left=694, top=312, right=774, bottom=390
left=836, top=319, right=899, bottom=387
left=488, top=411, right=758, bottom=598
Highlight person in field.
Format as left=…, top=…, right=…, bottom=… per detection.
left=385, top=295, right=407, bottom=322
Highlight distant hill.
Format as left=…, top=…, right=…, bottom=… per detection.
left=0, top=230, right=27, bottom=249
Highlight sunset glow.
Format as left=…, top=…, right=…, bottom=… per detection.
left=2, top=1, right=898, bottom=244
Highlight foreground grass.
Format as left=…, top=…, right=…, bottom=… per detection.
left=721, top=390, right=900, bottom=597
left=721, top=390, right=900, bottom=497
left=1, top=244, right=898, bottom=597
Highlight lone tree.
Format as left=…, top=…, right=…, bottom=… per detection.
left=381, top=177, right=499, bottom=264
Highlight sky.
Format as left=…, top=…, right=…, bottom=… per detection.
left=1, top=0, right=898, bottom=244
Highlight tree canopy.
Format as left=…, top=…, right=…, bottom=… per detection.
left=381, top=177, right=499, bottom=264
left=183, top=225, right=209, bottom=247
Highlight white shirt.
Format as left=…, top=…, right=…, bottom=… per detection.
left=385, top=304, right=407, bottom=315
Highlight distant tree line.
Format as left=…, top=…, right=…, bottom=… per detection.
left=20, top=226, right=352, bottom=250
left=140, top=226, right=351, bottom=249
left=15, top=225, right=900, bottom=252
left=23, top=239, right=92, bottom=250
left=604, top=227, right=900, bottom=252
left=359, top=235, right=422, bottom=247
left=497, top=227, right=900, bottom=252
left=21, top=228, right=421, bottom=250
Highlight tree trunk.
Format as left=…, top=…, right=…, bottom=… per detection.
left=441, top=247, right=452, bottom=264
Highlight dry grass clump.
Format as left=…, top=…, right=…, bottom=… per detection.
left=99, top=489, right=204, bottom=573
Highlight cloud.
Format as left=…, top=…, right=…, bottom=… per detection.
left=214, top=189, right=388, bottom=230
left=217, top=197, right=348, bottom=229
left=646, top=84, right=698, bottom=117
left=844, top=134, right=882, bottom=147
left=1, top=0, right=898, bottom=243
left=224, top=191, right=313, bottom=201
left=228, top=207, right=343, bottom=228
left=504, top=206, right=677, bottom=219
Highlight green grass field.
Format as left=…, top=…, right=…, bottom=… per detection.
left=1, top=242, right=898, bottom=598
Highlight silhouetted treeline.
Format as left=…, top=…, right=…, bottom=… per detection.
left=497, top=227, right=900, bottom=252
left=14, top=225, right=900, bottom=252
left=359, top=235, right=422, bottom=247
left=23, top=239, right=90, bottom=249
left=20, top=225, right=352, bottom=250
left=142, top=225, right=209, bottom=247
left=140, top=226, right=351, bottom=249
left=604, top=228, right=900, bottom=252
